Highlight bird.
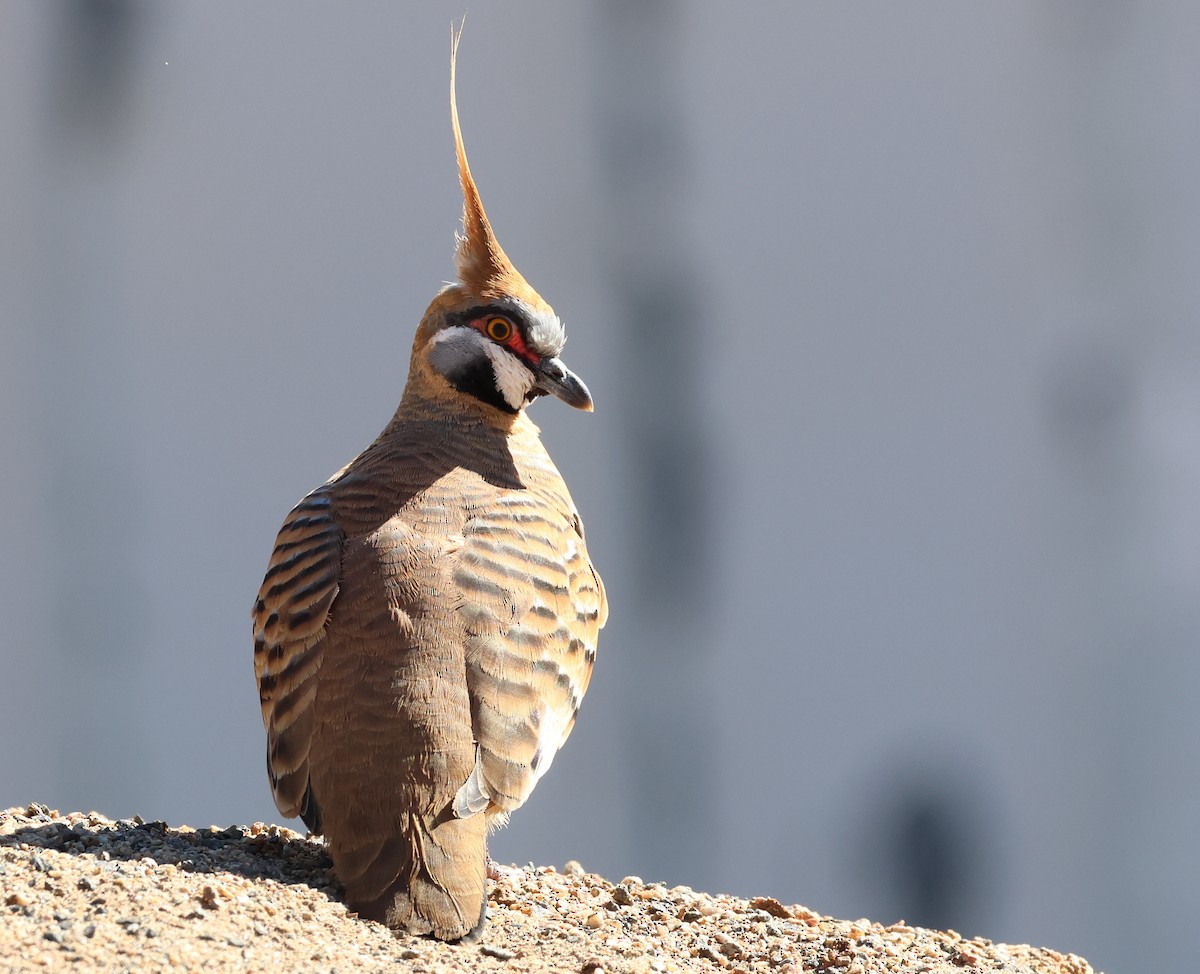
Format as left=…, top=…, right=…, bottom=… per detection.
left=252, top=26, right=606, bottom=942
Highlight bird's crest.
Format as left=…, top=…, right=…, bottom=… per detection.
left=450, top=22, right=549, bottom=312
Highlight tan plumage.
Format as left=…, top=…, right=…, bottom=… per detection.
left=253, top=25, right=605, bottom=942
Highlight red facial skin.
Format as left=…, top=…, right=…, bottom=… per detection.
left=470, top=315, right=539, bottom=365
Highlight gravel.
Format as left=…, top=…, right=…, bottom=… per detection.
left=1, top=804, right=1099, bottom=973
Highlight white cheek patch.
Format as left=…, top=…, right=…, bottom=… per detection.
left=483, top=341, right=536, bottom=411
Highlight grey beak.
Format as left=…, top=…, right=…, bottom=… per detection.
left=534, top=357, right=594, bottom=411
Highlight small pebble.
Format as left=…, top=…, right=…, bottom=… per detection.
left=748, top=895, right=792, bottom=918
left=480, top=944, right=516, bottom=961
left=718, top=939, right=744, bottom=959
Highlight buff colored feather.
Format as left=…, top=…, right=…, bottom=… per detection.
left=450, top=23, right=549, bottom=311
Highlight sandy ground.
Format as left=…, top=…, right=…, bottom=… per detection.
left=0, top=804, right=1098, bottom=974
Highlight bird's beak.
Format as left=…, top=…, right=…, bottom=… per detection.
left=533, top=356, right=594, bottom=411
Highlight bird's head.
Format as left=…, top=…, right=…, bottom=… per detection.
left=406, top=26, right=592, bottom=418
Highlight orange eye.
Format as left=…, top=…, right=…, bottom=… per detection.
left=485, top=316, right=513, bottom=342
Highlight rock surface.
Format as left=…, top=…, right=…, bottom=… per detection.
left=1, top=804, right=1097, bottom=973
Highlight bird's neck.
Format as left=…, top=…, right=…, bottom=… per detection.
left=387, top=377, right=537, bottom=443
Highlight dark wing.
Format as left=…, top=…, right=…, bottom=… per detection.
left=452, top=489, right=606, bottom=819
left=252, top=490, right=342, bottom=829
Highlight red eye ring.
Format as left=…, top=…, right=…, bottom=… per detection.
left=485, top=316, right=513, bottom=342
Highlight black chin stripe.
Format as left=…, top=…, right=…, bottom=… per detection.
left=445, top=357, right=518, bottom=414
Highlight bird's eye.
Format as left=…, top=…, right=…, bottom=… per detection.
left=485, top=316, right=513, bottom=342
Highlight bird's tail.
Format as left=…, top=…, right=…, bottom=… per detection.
left=334, top=808, right=488, bottom=941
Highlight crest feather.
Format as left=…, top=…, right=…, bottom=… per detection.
left=450, top=22, right=548, bottom=310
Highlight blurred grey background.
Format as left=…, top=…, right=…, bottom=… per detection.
left=3, top=3, right=1198, bottom=971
